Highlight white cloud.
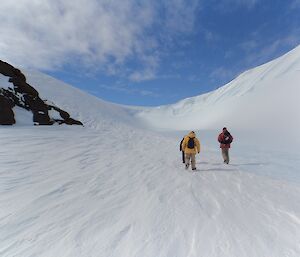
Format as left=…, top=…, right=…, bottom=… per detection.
left=0, top=1, right=154, bottom=69
left=0, top=0, right=199, bottom=81
left=242, top=30, right=300, bottom=66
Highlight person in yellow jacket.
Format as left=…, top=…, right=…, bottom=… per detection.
left=181, top=131, right=200, bottom=171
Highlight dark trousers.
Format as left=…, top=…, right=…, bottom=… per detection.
left=182, top=151, right=185, bottom=163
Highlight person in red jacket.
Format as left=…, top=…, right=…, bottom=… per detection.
left=218, top=127, right=233, bottom=164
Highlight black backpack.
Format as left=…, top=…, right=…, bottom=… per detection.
left=224, top=132, right=232, bottom=144
left=187, top=137, right=195, bottom=149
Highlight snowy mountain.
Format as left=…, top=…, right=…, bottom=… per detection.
left=136, top=45, right=300, bottom=136
left=1, top=46, right=300, bottom=257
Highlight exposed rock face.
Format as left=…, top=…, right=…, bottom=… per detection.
left=0, top=60, right=83, bottom=126
left=0, top=94, right=15, bottom=125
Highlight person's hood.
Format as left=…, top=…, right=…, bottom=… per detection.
left=224, top=131, right=230, bottom=136
left=188, top=131, right=195, bottom=138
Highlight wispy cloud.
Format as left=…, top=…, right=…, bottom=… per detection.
left=209, top=67, right=236, bottom=83
left=204, top=30, right=220, bottom=43
left=128, top=54, right=159, bottom=82
left=96, top=83, right=160, bottom=98
left=239, top=40, right=259, bottom=51
left=241, top=29, right=300, bottom=66
left=162, top=0, right=200, bottom=34
left=129, top=69, right=156, bottom=82
left=0, top=0, right=200, bottom=82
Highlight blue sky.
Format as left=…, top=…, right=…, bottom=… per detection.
left=1, top=0, right=300, bottom=106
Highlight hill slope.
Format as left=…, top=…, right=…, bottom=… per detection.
left=136, top=44, right=300, bottom=135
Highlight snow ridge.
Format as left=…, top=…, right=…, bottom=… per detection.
left=135, top=44, right=300, bottom=133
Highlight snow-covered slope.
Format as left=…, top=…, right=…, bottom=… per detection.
left=136, top=45, right=300, bottom=135
left=1, top=46, right=300, bottom=257
left=0, top=71, right=137, bottom=128
left=1, top=126, right=300, bottom=257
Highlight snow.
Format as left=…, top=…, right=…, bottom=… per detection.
left=1, top=45, right=300, bottom=257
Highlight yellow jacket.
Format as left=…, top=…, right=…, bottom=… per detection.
left=182, top=131, right=201, bottom=154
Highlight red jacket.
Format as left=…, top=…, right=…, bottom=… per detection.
left=218, top=132, right=233, bottom=149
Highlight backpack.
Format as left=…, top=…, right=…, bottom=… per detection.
left=187, top=137, right=195, bottom=149
left=224, top=132, right=232, bottom=144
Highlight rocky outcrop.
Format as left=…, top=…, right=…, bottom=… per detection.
left=0, top=94, right=15, bottom=125
left=0, top=60, right=83, bottom=126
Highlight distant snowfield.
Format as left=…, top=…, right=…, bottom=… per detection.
left=1, top=45, right=300, bottom=257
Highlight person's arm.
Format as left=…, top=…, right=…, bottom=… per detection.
left=180, top=139, right=184, bottom=151
left=182, top=138, right=187, bottom=151
left=218, top=134, right=223, bottom=143
left=196, top=138, right=200, bottom=153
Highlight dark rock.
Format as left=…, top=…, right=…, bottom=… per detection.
left=33, top=111, right=53, bottom=125
left=12, top=68, right=26, bottom=82
left=10, top=78, right=39, bottom=97
left=64, top=118, right=84, bottom=126
left=25, top=95, right=48, bottom=112
left=0, top=95, right=15, bottom=125
left=49, top=105, right=71, bottom=120
left=0, top=59, right=83, bottom=126
left=0, top=60, right=16, bottom=77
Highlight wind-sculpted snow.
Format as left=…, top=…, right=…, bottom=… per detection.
left=0, top=127, right=299, bottom=257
